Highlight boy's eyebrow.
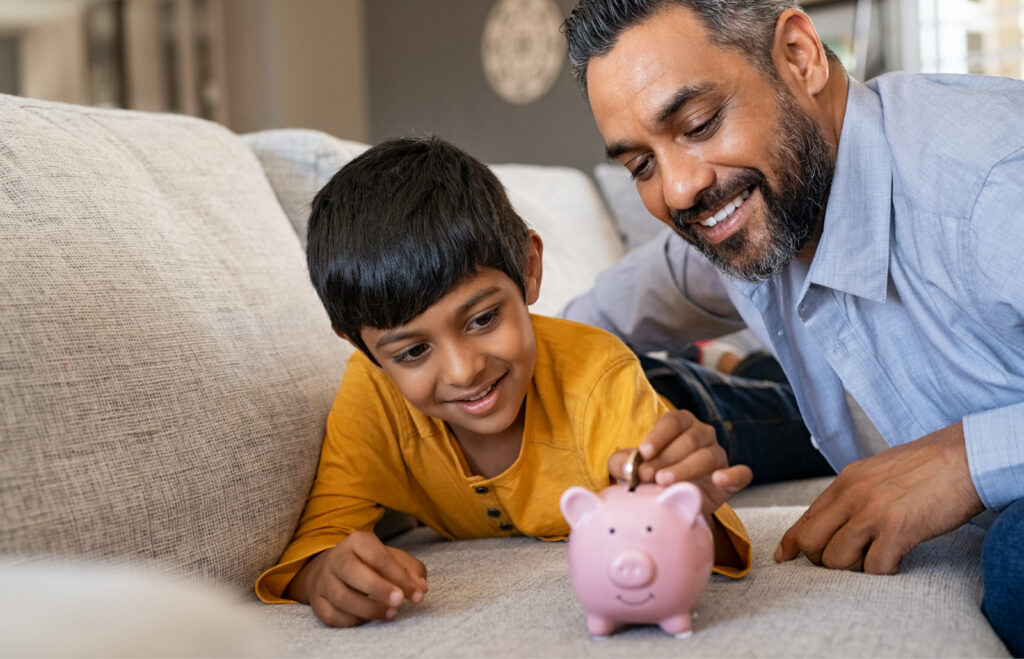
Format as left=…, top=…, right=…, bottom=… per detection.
left=604, top=82, right=716, bottom=160
left=374, top=286, right=503, bottom=350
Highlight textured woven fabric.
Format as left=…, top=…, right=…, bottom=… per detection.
left=253, top=506, right=1007, bottom=658
left=0, top=95, right=352, bottom=591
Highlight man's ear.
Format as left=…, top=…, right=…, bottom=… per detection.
left=772, top=9, right=830, bottom=98
left=523, top=230, right=544, bottom=305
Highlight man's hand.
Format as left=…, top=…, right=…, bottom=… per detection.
left=608, top=409, right=753, bottom=517
left=775, top=421, right=984, bottom=574
left=285, top=531, right=428, bottom=628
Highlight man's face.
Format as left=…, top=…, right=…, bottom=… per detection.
left=587, top=5, right=833, bottom=281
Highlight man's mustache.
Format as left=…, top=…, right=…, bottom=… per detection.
left=670, top=169, right=764, bottom=230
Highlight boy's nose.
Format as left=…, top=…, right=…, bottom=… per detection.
left=442, top=343, right=485, bottom=388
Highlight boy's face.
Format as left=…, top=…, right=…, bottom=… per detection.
left=357, top=234, right=543, bottom=447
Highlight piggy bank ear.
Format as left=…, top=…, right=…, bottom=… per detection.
left=560, top=486, right=601, bottom=528
left=656, top=482, right=702, bottom=523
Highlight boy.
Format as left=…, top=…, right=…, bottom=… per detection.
left=255, top=136, right=753, bottom=627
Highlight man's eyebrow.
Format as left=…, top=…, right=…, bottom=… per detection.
left=605, top=82, right=717, bottom=161
left=374, top=286, right=503, bottom=349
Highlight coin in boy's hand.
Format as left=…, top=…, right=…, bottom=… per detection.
left=624, top=448, right=642, bottom=492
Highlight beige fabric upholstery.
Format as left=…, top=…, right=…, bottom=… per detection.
left=251, top=508, right=1007, bottom=657
left=0, top=95, right=351, bottom=591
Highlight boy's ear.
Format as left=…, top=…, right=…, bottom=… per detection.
left=524, top=230, right=544, bottom=305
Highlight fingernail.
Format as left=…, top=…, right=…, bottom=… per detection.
left=656, top=470, right=674, bottom=485
left=773, top=545, right=782, bottom=562
left=411, top=590, right=423, bottom=604
left=388, top=590, right=403, bottom=607
left=639, top=443, right=654, bottom=459
left=385, top=607, right=397, bottom=620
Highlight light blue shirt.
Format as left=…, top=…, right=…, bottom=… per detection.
left=563, top=73, right=1024, bottom=511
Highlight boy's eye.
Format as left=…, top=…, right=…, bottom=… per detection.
left=468, top=308, right=500, bottom=331
left=394, top=343, right=429, bottom=364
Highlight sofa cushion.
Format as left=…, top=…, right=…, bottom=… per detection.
left=243, top=129, right=626, bottom=318
left=0, top=95, right=351, bottom=591
left=251, top=507, right=1008, bottom=657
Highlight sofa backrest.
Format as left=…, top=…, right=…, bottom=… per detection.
left=0, top=95, right=351, bottom=591
left=242, top=129, right=626, bottom=317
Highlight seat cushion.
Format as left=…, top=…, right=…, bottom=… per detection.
left=0, top=95, right=351, bottom=591
left=251, top=506, right=1007, bottom=657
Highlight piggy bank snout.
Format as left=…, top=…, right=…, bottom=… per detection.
left=608, top=549, right=656, bottom=589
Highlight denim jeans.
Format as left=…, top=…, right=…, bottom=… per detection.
left=638, top=353, right=833, bottom=485
left=981, top=497, right=1024, bottom=657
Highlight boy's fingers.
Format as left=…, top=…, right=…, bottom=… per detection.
left=711, top=464, right=753, bottom=491
left=350, top=532, right=426, bottom=603
left=607, top=448, right=636, bottom=482
left=639, top=410, right=699, bottom=460
left=314, top=574, right=395, bottom=625
left=653, top=445, right=722, bottom=485
left=386, top=547, right=429, bottom=599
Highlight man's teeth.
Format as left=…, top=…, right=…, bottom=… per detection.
left=462, top=383, right=495, bottom=402
left=700, top=189, right=751, bottom=228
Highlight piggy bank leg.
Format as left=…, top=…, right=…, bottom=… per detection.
left=586, top=615, right=617, bottom=638
left=659, top=613, right=693, bottom=638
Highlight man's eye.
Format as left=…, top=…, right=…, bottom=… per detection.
left=685, top=109, right=722, bottom=139
left=394, top=344, right=429, bottom=364
left=469, top=308, right=500, bottom=331
left=628, top=157, right=654, bottom=181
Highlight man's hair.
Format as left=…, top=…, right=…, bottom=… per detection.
left=306, top=136, right=530, bottom=360
left=563, top=0, right=805, bottom=95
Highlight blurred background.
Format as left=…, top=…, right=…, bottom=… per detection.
left=0, top=0, right=1021, bottom=172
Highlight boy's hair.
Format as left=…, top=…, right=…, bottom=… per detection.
left=306, top=136, right=531, bottom=361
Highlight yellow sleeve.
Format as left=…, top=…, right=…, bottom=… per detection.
left=254, top=354, right=418, bottom=603
left=578, top=349, right=752, bottom=578
left=711, top=503, right=752, bottom=578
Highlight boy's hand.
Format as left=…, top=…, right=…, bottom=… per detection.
left=609, top=409, right=753, bottom=517
left=287, top=531, right=428, bottom=628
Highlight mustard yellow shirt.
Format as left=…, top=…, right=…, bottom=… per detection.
left=256, top=315, right=750, bottom=602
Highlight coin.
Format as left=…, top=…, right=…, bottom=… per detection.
left=624, top=448, right=642, bottom=492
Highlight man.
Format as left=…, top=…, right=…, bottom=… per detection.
left=560, top=1, right=1023, bottom=653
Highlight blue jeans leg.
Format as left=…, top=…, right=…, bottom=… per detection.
left=981, top=497, right=1024, bottom=657
left=638, top=354, right=833, bottom=484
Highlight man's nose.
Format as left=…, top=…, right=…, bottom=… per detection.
left=659, top=150, right=715, bottom=215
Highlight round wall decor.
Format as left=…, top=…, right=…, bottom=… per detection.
left=481, top=0, right=564, bottom=105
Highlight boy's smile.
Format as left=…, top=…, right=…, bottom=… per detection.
left=358, top=254, right=541, bottom=466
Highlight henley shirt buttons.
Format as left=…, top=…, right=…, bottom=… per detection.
left=500, top=522, right=514, bottom=531
left=487, top=507, right=501, bottom=518
left=475, top=486, right=489, bottom=494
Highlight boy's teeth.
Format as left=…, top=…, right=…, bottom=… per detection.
left=700, top=189, right=750, bottom=228
left=463, top=383, right=494, bottom=402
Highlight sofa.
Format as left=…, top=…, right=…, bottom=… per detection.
left=0, top=93, right=1009, bottom=658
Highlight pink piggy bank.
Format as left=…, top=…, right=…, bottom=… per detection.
left=559, top=482, right=713, bottom=638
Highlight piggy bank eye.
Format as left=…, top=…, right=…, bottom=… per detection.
left=646, top=525, right=653, bottom=533
left=608, top=527, right=616, bottom=534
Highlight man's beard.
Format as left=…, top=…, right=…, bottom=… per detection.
left=670, top=87, right=834, bottom=282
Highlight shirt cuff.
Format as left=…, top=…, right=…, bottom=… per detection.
left=963, top=401, right=1024, bottom=510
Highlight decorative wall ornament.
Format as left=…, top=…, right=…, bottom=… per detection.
left=481, top=0, right=564, bottom=105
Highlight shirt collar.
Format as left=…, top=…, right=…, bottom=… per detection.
left=804, top=76, right=893, bottom=303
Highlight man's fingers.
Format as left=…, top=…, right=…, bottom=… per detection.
left=775, top=504, right=851, bottom=565
left=819, top=520, right=873, bottom=570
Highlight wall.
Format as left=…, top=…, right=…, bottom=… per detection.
left=366, top=0, right=605, bottom=173
left=223, top=0, right=368, bottom=141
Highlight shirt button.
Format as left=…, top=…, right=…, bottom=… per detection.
left=500, top=522, right=514, bottom=531
left=475, top=486, right=489, bottom=494
left=487, top=507, right=501, bottom=518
